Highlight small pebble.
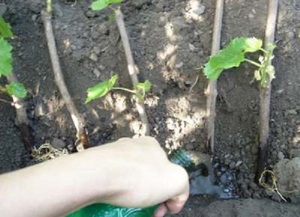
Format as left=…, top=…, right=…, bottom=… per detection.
left=285, top=109, right=297, bottom=117
left=286, top=31, right=295, bottom=39
left=248, top=13, right=255, bottom=19
left=175, top=62, right=184, bottom=68
left=192, top=5, right=205, bottom=16
left=157, top=16, right=167, bottom=27
left=223, top=188, right=230, bottom=193
left=290, top=149, right=300, bottom=158
left=89, top=52, right=98, bottom=62
left=189, top=43, right=196, bottom=51
left=93, top=69, right=101, bottom=78
left=155, top=2, right=164, bottom=12
left=213, top=162, right=220, bottom=168
left=52, top=138, right=66, bottom=149
left=229, top=162, right=235, bottom=170
left=278, top=151, right=285, bottom=160
left=224, top=158, right=231, bottom=166
left=235, top=160, right=243, bottom=167
left=253, top=192, right=261, bottom=199
left=244, top=189, right=252, bottom=197
left=249, top=182, right=259, bottom=191
left=32, top=14, right=38, bottom=21
left=93, top=46, right=101, bottom=55
left=85, top=10, right=96, bottom=18
left=243, top=179, right=251, bottom=184
left=251, top=145, right=258, bottom=155
left=241, top=183, right=248, bottom=191
left=29, top=0, right=42, bottom=13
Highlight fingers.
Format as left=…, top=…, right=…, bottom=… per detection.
left=153, top=192, right=189, bottom=217
left=166, top=192, right=189, bottom=214
left=153, top=204, right=168, bottom=217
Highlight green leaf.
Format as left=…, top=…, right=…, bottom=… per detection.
left=0, top=17, right=13, bottom=38
left=257, top=44, right=276, bottom=87
left=6, top=82, right=27, bottom=98
left=135, top=80, right=152, bottom=100
left=107, top=0, right=122, bottom=3
left=254, top=70, right=261, bottom=81
left=267, top=65, right=275, bottom=80
left=244, top=37, right=263, bottom=53
left=204, top=38, right=246, bottom=80
left=91, top=0, right=108, bottom=11
left=85, top=75, right=118, bottom=103
left=135, top=80, right=152, bottom=92
left=91, top=0, right=122, bottom=11
left=0, top=38, right=12, bottom=77
left=204, top=37, right=263, bottom=80
left=203, top=62, right=224, bottom=80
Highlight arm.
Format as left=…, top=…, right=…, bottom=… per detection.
left=0, top=137, right=189, bottom=217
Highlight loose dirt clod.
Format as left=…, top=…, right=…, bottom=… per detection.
left=274, top=157, right=300, bottom=203
left=259, top=169, right=287, bottom=202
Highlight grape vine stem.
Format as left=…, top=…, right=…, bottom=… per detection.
left=114, top=8, right=150, bottom=136
left=205, top=0, right=224, bottom=154
left=41, top=10, right=89, bottom=151
left=7, top=73, right=33, bottom=153
left=256, top=0, right=279, bottom=182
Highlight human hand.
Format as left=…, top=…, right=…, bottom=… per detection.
left=0, top=136, right=188, bottom=217
left=90, top=136, right=189, bottom=216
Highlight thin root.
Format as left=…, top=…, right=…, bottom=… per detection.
left=31, top=143, right=69, bottom=161
left=259, top=170, right=287, bottom=202
left=189, top=75, right=199, bottom=96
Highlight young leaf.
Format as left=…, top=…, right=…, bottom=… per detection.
left=0, top=38, right=12, bottom=77
left=267, top=65, right=275, bottom=81
left=254, top=70, right=261, bottom=81
left=204, top=38, right=246, bottom=80
left=204, top=37, right=262, bottom=80
left=6, top=82, right=27, bottom=98
left=91, top=0, right=108, bottom=11
left=107, top=0, right=122, bottom=3
left=0, top=17, right=13, bottom=38
left=135, top=80, right=152, bottom=92
left=255, top=44, right=276, bottom=87
left=244, top=37, right=263, bottom=53
left=91, top=0, right=122, bottom=11
left=135, top=80, right=152, bottom=100
left=86, top=75, right=118, bottom=103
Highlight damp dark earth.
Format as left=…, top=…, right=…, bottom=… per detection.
left=1, top=0, right=300, bottom=216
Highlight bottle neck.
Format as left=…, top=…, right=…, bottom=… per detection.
left=169, top=149, right=198, bottom=172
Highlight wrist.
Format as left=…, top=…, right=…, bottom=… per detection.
left=81, top=145, right=128, bottom=205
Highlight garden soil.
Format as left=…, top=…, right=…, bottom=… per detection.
left=1, top=0, right=300, bottom=216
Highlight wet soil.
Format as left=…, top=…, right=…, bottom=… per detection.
left=1, top=0, right=300, bottom=216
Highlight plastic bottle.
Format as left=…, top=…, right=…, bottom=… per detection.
left=67, top=149, right=200, bottom=217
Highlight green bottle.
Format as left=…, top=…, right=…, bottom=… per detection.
left=67, top=149, right=202, bottom=217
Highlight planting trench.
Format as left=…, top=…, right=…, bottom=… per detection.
left=1, top=0, right=300, bottom=216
